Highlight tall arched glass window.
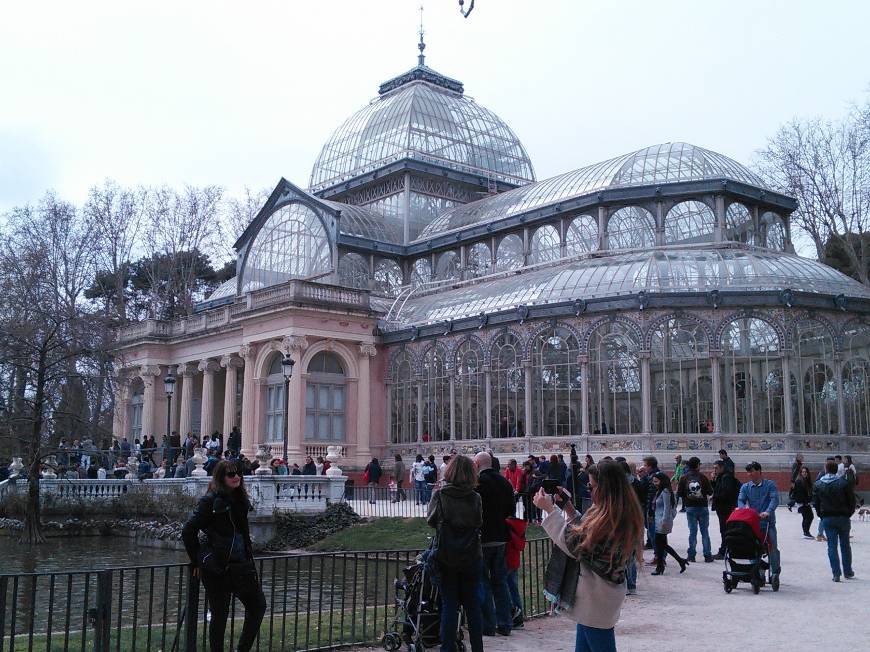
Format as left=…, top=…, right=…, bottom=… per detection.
left=532, top=327, right=581, bottom=437
left=565, top=214, right=598, bottom=255
left=530, top=224, right=561, bottom=264
left=792, top=319, right=837, bottom=434
left=305, top=352, right=346, bottom=441
left=373, top=259, right=402, bottom=296
left=608, top=207, right=655, bottom=250
left=422, top=345, right=450, bottom=441
left=588, top=323, right=641, bottom=434
left=390, top=352, right=416, bottom=444
left=266, top=355, right=287, bottom=443
left=130, top=385, right=144, bottom=440
left=466, top=242, right=492, bottom=278
left=436, top=251, right=460, bottom=281
left=454, top=340, right=485, bottom=440
left=241, top=202, right=331, bottom=293
left=491, top=332, right=526, bottom=438
left=495, top=234, right=524, bottom=272
left=843, top=322, right=870, bottom=435
left=762, top=212, right=786, bottom=250
left=720, top=318, right=783, bottom=434
left=665, top=200, right=715, bottom=244
left=725, top=202, right=755, bottom=244
left=651, top=319, right=712, bottom=434
left=338, top=253, right=369, bottom=289
left=411, top=258, right=432, bottom=289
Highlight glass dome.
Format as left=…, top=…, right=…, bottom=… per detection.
left=309, top=66, right=535, bottom=191
left=417, top=142, right=770, bottom=240
left=385, top=247, right=870, bottom=329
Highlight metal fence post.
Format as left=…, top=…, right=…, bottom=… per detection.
left=94, top=570, right=112, bottom=652
left=0, top=575, right=8, bottom=652
left=184, top=567, right=199, bottom=652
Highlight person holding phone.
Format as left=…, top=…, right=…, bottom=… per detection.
left=182, top=461, right=267, bottom=652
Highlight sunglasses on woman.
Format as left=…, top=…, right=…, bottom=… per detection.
left=225, top=471, right=239, bottom=478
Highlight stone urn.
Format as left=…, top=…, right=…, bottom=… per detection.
left=325, top=445, right=343, bottom=477
left=9, top=457, right=24, bottom=477
left=41, top=455, right=57, bottom=479
left=126, top=454, right=139, bottom=480
left=190, top=447, right=208, bottom=478
left=255, top=444, right=273, bottom=475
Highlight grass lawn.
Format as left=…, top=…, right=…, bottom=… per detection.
left=307, top=516, right=546, bottom=552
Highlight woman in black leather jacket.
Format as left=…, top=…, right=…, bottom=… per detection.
left=182, top=460, right=266, bottom=651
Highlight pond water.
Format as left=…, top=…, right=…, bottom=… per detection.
left=0, top=534, right=190, bottom=573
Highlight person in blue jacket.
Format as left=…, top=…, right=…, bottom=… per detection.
left=737, top=461, right=780, bottom=577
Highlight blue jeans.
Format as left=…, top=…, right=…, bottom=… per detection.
left=439, top=567, right=483, bottom=652
left=479, top=545, right=512, bottom=633
left=506, top=568, right=522, bottom=613
left=685, top=506, right=712, bottom=558
left=760, top=521, right=780, bottom=576
left=414, top=480, right=426, bottom=504
left=821, top=516, right=853, bottom=578
left=575, top=623, right=616, bottom=652
left=625, top=554, right=637, bottom=591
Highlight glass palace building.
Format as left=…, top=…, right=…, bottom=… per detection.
left=113, top=55, right=870, bottom=470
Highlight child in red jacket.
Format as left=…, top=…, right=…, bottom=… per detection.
left=505, top=516, right=528, bottom=628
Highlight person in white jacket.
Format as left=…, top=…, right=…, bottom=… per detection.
left=533, top=460, right=644, bottom=652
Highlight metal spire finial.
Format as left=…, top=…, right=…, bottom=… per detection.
left=417, top=4, right=426, bottom=66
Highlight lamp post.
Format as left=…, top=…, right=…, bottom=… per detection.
left=281, top=355, right=296, bottom=464
left=164, top=371, right=176, bottom=444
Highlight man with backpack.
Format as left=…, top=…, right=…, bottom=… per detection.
left=677, top=456, right=714, bottom=563
left=711, top=459, right=740, bottom=560
left=423, top=455, right=438, bottom=504
left=473, top=451, right=515, bottom=637
left=813, top=459, right=857, bottom=581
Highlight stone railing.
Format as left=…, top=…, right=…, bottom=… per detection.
left=115, top=279, right=371, bottom=344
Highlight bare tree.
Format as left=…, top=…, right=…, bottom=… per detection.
left=757, top=100, right=870, bottom=282
left=222, top=185, right=271, bottom=249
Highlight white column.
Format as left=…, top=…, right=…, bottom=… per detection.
left=357, top=343, right=377, bottom=458
left=782, top=355, right=793, bottom=434
left=220, top=354, right=242, bottom=436
left=112, top=376, right=131, bottom=439
left=523, top=360, right=533, bottom=437
left=714, top=195, right=726, bottom=242
left=284, top=336, right=309, bottom=460
left=598, top=206, right=608, bottom=250
left=199, top=359, right=218, bottom=438
left=138, top=365, right=161, bottom=440
left=640, top=353, right=651, bottom=434
left=835, top=357, right=846, bottom=435
left=580, top=359, right=590, bottom=435
left=484, top=370, right=492, bottom=439
left=711, top=355, right=722, bottom=434
left=416, top=380, right=424, bottom=443
left=239, top=344, right=258, bottom=456
left=449, top=377, right=456, bottom=440
left=177, top=363, right=195, bottom=436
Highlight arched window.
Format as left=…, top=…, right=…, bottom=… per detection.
left=491, top=332, right=526, bottom=438
left=305, top=351, right=346, bottom=442
left=435, top=251, right=460, bottom=281
left=725, top=203, right=755, bottom=244
left=762, top=212, right=786, bottom=250
left=422, top=345, right=450, bottom=442
left=608, top=207, right=655, bottom=250
left=651, top=318, right=712, bottom=434
left=338, top=253, right=369, bottom=289
left=530, top=224, right=561, bottom=264
left=665, top=200, right=715, bottom=244
left=411, top=258, right=432, bottom=289
left=466, top=242, right=492, bottom=278
left=495, top=234, right=524, bottom=272
left=532, top=327, right=581, bottom=437
left=719, top=318, right=782, bottom=434
left=565, top=214, right=598, bottom=255
left=130, top=384, right=144, bottom=440
left=390, top=351, right=416, bottom=444
left=241, top=202, right=331, bottom=293
left=792, top=319, right=837, bottom=434
left=843, top=322, right=870, bottom=435
left=454, top=340, right=485, bottom=440
left=373, top=259, right=402, bottom=296
left=266, top=354, right=288, bottom=444
left=588, top=322, right=641, bottom=434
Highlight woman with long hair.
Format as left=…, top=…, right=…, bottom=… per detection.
left=533, top=459, right=644, bottom=652
left=792, top=465, right=815, bottom=539
left=650, top=471, right=688, bottom=575
left=182, top=460, right=267, bottom=652
left=427, top=455, right=483, bottom=652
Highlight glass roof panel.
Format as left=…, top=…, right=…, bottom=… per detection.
left=321, top=199, right=404, bottom=244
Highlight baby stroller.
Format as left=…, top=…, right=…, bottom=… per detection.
left=721, top=507, right=780, bottom=594
left=381, top=558, right=465, bottom=652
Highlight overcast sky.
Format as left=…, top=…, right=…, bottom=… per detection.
left=1, top=0, right=869, bottom=215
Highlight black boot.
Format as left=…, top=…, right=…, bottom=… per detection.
left=651, top=562, right=666, bottom=576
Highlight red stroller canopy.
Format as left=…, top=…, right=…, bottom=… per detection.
left=726, top=507, right=764, bottom=542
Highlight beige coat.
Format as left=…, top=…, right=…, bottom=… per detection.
left=541, top=509, right=626, bottom=630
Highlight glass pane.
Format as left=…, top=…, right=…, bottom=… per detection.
left=333, top=386, right=345, bottom=409
left=318, top=386, right=330, bottom=409
left=306, top=385, right=315, bottom=408
left=333, top=416, right=344, bottom=439
left=318, top=415, right=330, bottom=437
left=306, top=413, right=315, bottom=438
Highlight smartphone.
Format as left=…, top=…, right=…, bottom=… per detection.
left=542, top=479, right=559, bottom=494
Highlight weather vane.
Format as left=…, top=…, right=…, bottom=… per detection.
left=458, top=0, right=475, bottom=18
left=418, top=4, right=426, bottom=66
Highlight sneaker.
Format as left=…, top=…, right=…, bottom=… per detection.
left=833, top=575, right=841, bottom=582
left=686, top=556, right=696, bottom=563
left=704, top=555, right=715, bottom=563
left=803, top=533, right=814, bottom=539
left=713, top=553, right=725, bottom=560
left=496, top=627, right=511, bottom=637
left=844, top=572, right=855, bottom=579
left=626, top=587, right=637, bottom=595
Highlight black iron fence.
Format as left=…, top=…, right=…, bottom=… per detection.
left=0, top=539, right=553, bottom=652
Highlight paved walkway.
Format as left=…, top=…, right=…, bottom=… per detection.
left=353, top=509, right=870, bottom=650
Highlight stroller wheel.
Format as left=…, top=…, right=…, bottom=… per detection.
left=723, top=579, right=733, bottom=594
left=382, top=632, right=401, bottom=651
left=771, top=574, right=780, bottom=592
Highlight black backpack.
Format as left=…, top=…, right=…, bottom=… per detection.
left=433, top=494, right=481, bottom=570
left=424, top=464, right=437, bottom=484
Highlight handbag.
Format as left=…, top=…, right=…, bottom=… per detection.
left=362, top=468, right=370, bottom=484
